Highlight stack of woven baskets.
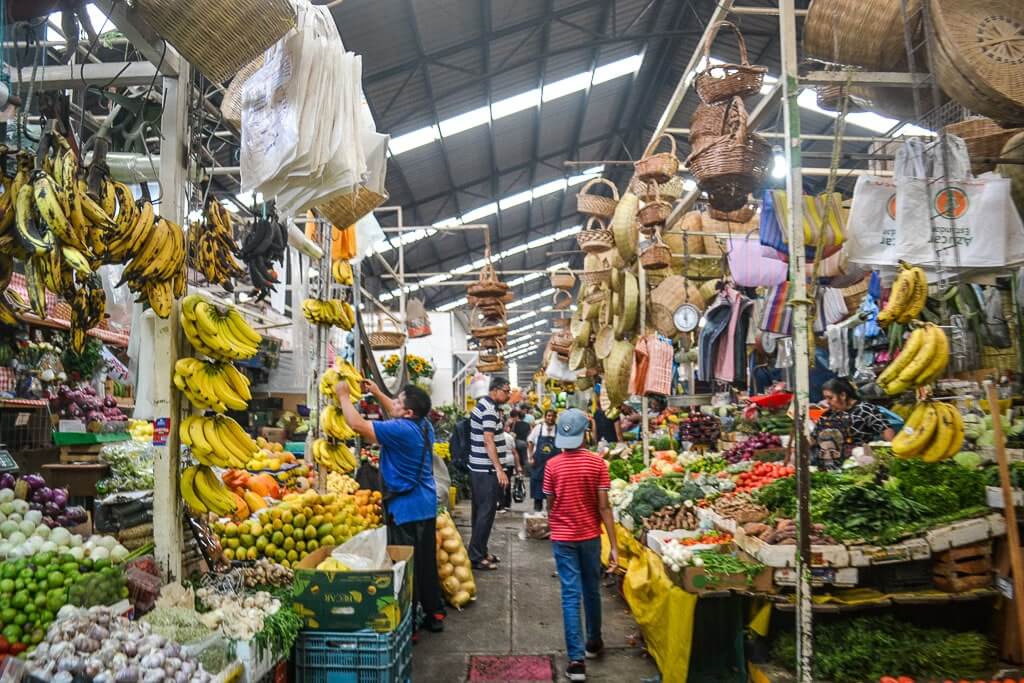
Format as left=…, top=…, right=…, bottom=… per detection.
left=466, top=257, right=511, bottom=372
left=632, top=135, right=678, bottom=272
left=686, top=22, right=771, bottom=212
left=803, top=0, right=1023, bottom=126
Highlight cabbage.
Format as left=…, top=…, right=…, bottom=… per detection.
left=0, top=521, right=17, bottom=537
left=0, top=489, right=12, bottom=504
left=7, top=531, right=25, bottom=546
left=89, top=546, right=110, bottom=561
left=18, top=519, right=36, bottom=537
left=11, top=499, right=28, bottom=514
left=34, top=524, right=50, bottom=539
left=24, top=509, right=42, bottom=526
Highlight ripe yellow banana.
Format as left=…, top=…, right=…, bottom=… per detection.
left=179, top=466, right=209, bottom=515
left=877, top=264, right=916, bottom=328
left=892, top=402, right=938, bottom=458
left=920, top=402, right=953, bottom=462
left=917, top=324, right=949, bottom=385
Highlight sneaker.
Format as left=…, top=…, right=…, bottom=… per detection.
left=425, top=613, right=445, bottom=633
left=566, top=661, right=586, bottom=681
left=585, top=639, right=604, bottom=659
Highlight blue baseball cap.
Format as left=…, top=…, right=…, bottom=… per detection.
left=555, top=408, right=589, bottom=449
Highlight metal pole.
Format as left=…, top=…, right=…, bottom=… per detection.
left=639, top=260, right=649, bottom=466
left=152, top=64, right=190, bottom=581
left=779, top=1, right=813, bottom=679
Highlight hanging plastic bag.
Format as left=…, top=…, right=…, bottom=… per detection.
left=726, top=236, right=787, bottom=287
left=406, top=298, right=432, bottom=338
left=980, top=285, right=1011, bottom=348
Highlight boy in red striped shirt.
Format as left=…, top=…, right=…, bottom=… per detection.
left=543, top=408, right=619, bottom=682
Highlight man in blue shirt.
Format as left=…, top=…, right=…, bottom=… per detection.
left=335, top=379, right=445, bottom=633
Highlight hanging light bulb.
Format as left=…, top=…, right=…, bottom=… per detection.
left=771, top=146, right=787, bottom=179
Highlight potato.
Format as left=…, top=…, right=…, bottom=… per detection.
left=453, top=565, right=471, bottom=582
left=449, top=550, right=467, bottom=566
left=438, top=563, right=454, bottom=579
left=451, top=590, right=472, bottom=608
left=442, top=576, right=461, bottom=595
left=437, top=549, right=449, bottom=564
left=442, top=538, right=461, bottom=554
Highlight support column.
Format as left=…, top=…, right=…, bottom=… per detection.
left=778, top=1, right=813, bottom=680
left=152, top=67, right=190, bottom=580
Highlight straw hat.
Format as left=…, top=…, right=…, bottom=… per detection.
left=603, top=339, right=635, bottom=406
left=613, top=271, right=639, bottom=338
left=611, top=192, right=640, bottom=263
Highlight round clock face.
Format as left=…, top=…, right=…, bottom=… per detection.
left=673, top=304, right=700, bottom=332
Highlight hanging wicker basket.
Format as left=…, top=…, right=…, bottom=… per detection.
left=576, top=216, right=614, bottom=254
left=134, top=0, right=296, bottom=83
left=694, top=22, right=768, bottom=104
left=611, top=193, right=640, bottom=263
left=575, top=177, right=620, bottom=219
left=630, top=175, right=685, bottom=203
left=550, top=329, right=574, bottom=355
left=690, top=98, right=744, bottom=148
left=639, top=233, right=672, bottom=271
left=804, top=0, right=923, bottom=72
left=707, top=204, right=756, bottom=223
left=316, top=186, right=388, bottom=229
left=613, top=271, right=639, bottom=338
left=637, top=183, right=673, bottom=228
left=945, top=117, right=1024, bottom=173
left=927, top=0, right=1024, bottom=125
left=650, top=276, right=704, bottom=337
left=550, top=266, right=577, bottom=291
left=552, top=290, right=573, bottom=311
left=467, top=256, right=510, bottom=298
left=221, top=54, right=265, bottom=128
left=634, top=134, right=680, bottom=183
left=687, top=98, right=771, bottom=212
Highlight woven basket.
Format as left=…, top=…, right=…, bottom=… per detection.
left=552, top=290, right=573, bottom=311
left=571, top=316, right=592, bottom=345
left=478, top=359, right=506, bottom=373
left=841, top=275, right=871, bottom=312
left=664, top=211, right=706, bottom=269
left=928, top=0, right=1024, bottom=125
left=639, top=234, right=672, bottom=271
left=707, top=204, right=755, bottom=223
left=701, top=210, right=759, bottom=256
left=577, top=216, right=614, bottom=254
left=690, top=100, right=737, bottom=147
left=687, top=98, right=771, bottom=212
left=650, top=275, right=704, bottom=336
left=997, top=131, right=1024, bottom=216
left=630, top=175, right=685, bottom=202
left=576, top=178, right=620, bottom=219
left=134, top=0, right=296, bottom=83
left=683, top=255, right=725, bottom=280
left=467, top=257, right=510, bottom=298
left=699, top=279, right=723, bottom=304
left=804, top=0, right=922, bottom=71
left=634, top=134, right=680, bottom=183
left=637, top=183, right=672, bottom=228
left=550, top=266, right=576, bottom=291
left=368, top=331, right=406, bottom=351
left=945, top=117, right=1024, bottom=173
left=316, top=186, right=388, bottom=230
left=815, top=83, right=866, bottom=113
left=477, top=336, right=506, bottom=350
left=581, top=252, right=612, bottom=286
left=550, top=330, right=573, bottom=355
left=694, top=22, right=768, bottom=104
left=221, top=54, right=265, bottom=128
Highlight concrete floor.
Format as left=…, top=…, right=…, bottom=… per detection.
left=413, top=500, right=661, bottom=682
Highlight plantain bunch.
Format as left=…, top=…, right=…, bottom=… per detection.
left=188, top=198, right=246, bottom=291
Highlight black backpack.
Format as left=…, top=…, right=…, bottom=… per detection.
left=449, top=416, right=472, bottom=472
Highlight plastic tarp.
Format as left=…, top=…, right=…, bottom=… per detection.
left=602, top=524, right=697, bottom=683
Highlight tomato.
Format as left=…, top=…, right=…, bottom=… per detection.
left=9, top=643, right=26, bottom=655
left=0, top=636, right=9, bottom=654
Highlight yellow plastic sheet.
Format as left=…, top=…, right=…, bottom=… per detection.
left=748, top=599, right=772, bottom=637
left=602, top=524, right=697, bottom=683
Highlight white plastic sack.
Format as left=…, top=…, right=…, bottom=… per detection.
left=894, top=136, right=1024, bottom=268
left=545, top=354, right=576, bottom=382
left=846, top=174, right=898, bottom=267
left=331, top=526, right=392, bottom=570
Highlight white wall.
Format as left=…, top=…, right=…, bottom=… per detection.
left=373, top=312, right=466, bottom=407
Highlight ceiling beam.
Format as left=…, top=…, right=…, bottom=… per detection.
left=525, top=0, right=556, bottom=254
left=91, top=0, right=180, bottom=76
left=9, top=61, right=158, bottom=89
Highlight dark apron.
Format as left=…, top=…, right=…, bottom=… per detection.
left=530, top=430, right=557, bottom=501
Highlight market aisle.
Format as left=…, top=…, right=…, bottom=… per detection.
left=415, top=500, right=658, bottom=682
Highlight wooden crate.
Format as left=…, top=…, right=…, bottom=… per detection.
left=58, top=443, right=104, bottom=464
left=933, top=541, right=993, bottom=592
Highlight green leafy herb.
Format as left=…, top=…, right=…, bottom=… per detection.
left=251, top=602, right=304, bottom=663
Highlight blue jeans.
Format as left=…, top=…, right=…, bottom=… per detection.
left=552, top=538, right=602, bottom=662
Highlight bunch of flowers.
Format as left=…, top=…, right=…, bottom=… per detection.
left=382, top=353, right=435, bottom=381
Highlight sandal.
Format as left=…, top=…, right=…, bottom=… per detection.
left=486, top=554, right=501, bottom=564
left=472, top=559, right=499, bottom=571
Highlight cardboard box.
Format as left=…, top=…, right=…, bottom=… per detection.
left=292, top=545, right=413, bottom=632
left=259, top=427, right=287, bottom=444
left=674, top=551, right=773, bottom=594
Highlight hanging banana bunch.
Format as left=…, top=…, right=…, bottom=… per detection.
left=876, top=322, right=950, bottom=395
left=877, top=262, right=928, bottom=327
left=189, top=198, right=246, bottom=291
left=239, top=209, right=288, bottom=302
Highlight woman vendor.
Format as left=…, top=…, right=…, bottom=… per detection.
left=812, top=378, right=896, bottom=469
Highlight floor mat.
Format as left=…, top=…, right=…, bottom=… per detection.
left=468, top=655, right=554, bottom=682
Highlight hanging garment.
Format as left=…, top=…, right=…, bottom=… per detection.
left=760, top=282, right=792, bottom=335
left=697, top=296, right=733, bottom=382
left=631, top=335, right=673, bottom=396
left=713, top=288, right=754, bottom=384
left=731, top=296, right=755, bottom=386
left=826, top=325, right=850, bottom=377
